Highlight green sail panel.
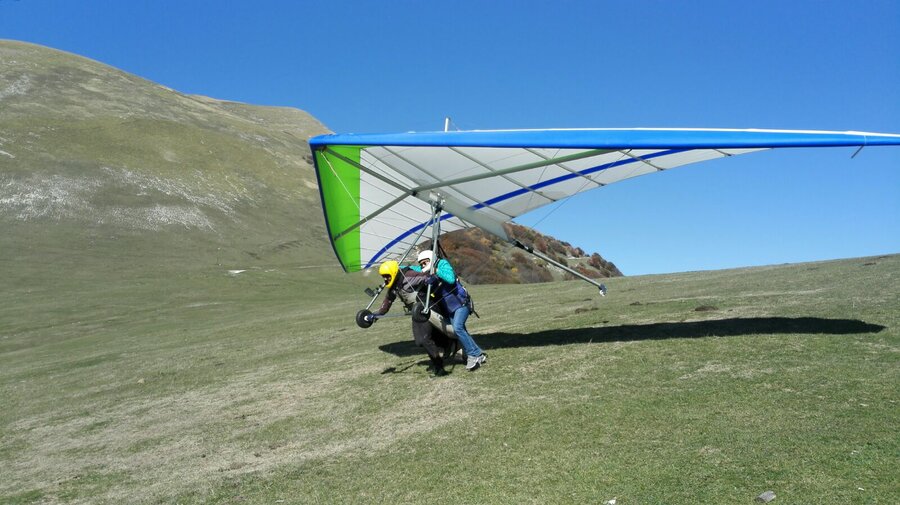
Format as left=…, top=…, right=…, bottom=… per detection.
left=315, top=145, right=362, bottom=271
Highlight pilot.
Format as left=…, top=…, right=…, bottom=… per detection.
left=366, top=260, right=450, bottom=377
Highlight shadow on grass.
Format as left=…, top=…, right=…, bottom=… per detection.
left=378, top=317, right=885, bottom=357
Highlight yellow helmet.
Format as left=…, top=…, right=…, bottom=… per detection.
left=378, top=260, right=400, bottom=288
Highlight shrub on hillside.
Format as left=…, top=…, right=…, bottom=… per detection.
left=575, top=265, right=604, bottom=279
left=512, top=251, right=553, bottom=283
left=412, top=223, right=621, bottom=284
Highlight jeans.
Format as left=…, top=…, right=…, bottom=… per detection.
left=451, top=305, right=483, bottom=357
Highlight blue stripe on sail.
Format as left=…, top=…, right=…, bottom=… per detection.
left=472, top=149, right=679, bottom=210
left=364, top=149, right=683, bottom=268
left=365, top=214, right=456, bottom=269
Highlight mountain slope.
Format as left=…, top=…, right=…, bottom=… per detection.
left=0, top=39, right=618, bottom=285
left=1, top=40, right=333, bottom=274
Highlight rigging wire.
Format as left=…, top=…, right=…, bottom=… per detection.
left=399, top=149, right=631, bottom=296
left=362, top=146, right=628, bottom=313
left=520, top=150, right=629, bottom=231
left=321, top=150, right=361, bottom=213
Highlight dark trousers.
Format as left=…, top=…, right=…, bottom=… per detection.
left=412, top=319, right=442, bottom=358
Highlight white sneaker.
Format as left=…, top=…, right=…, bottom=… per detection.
left=466, top=353, right=486, bottom=371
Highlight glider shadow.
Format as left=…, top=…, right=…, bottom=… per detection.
left=378, top=316, right=885, bottom=357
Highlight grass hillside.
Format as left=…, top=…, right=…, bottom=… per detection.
left=3, top=250, right=897, bottom=504
left=0, top=39, right=334, bottom=276
left=2, top=40, right=897, bottom=504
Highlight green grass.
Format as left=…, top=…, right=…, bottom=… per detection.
left=2, top=254, right=897, bottom=504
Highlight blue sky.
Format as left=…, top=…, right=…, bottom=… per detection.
left=3, top=0, right=898, bottom=275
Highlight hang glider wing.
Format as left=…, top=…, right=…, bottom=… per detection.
left=308, top=128, right=900, bottom=272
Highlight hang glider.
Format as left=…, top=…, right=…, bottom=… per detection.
left=308, top=128, right=900, bottom=275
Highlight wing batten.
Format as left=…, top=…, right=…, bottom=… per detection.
left=524, top=147, right=607, bottom=189
left=381, top=146, right=516, bottom=221
left=364, top=213, right=458, bottom=269
left=363, top=149, right=685, bottom=267
left=448, top=146, right=549, bottom=218
left=324, top=146, right=411, bottom=194
left=410, top=148, right=613, bottom=194
left=332, top=193, right=409, bottom=242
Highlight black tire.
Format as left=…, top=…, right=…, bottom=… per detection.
left=411, top=302, right=429, bottom=323
left=356, top=309, right=374, bottom=328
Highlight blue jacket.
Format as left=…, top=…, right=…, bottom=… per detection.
left=411, top=258, right=469, bottom=315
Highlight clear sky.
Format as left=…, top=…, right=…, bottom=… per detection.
left=3, top=0, right=898, bottom=275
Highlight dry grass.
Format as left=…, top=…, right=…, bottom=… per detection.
left=3, top=255, right=898, bottom=504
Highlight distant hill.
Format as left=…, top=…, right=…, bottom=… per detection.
left=0, top=39, right=333, bottom=278
left=0, top=40, right=619, bottom=284
left=424, top=224, right=621, bottom=284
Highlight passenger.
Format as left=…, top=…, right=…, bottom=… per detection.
left=416, top=250, right=487, bottom=371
